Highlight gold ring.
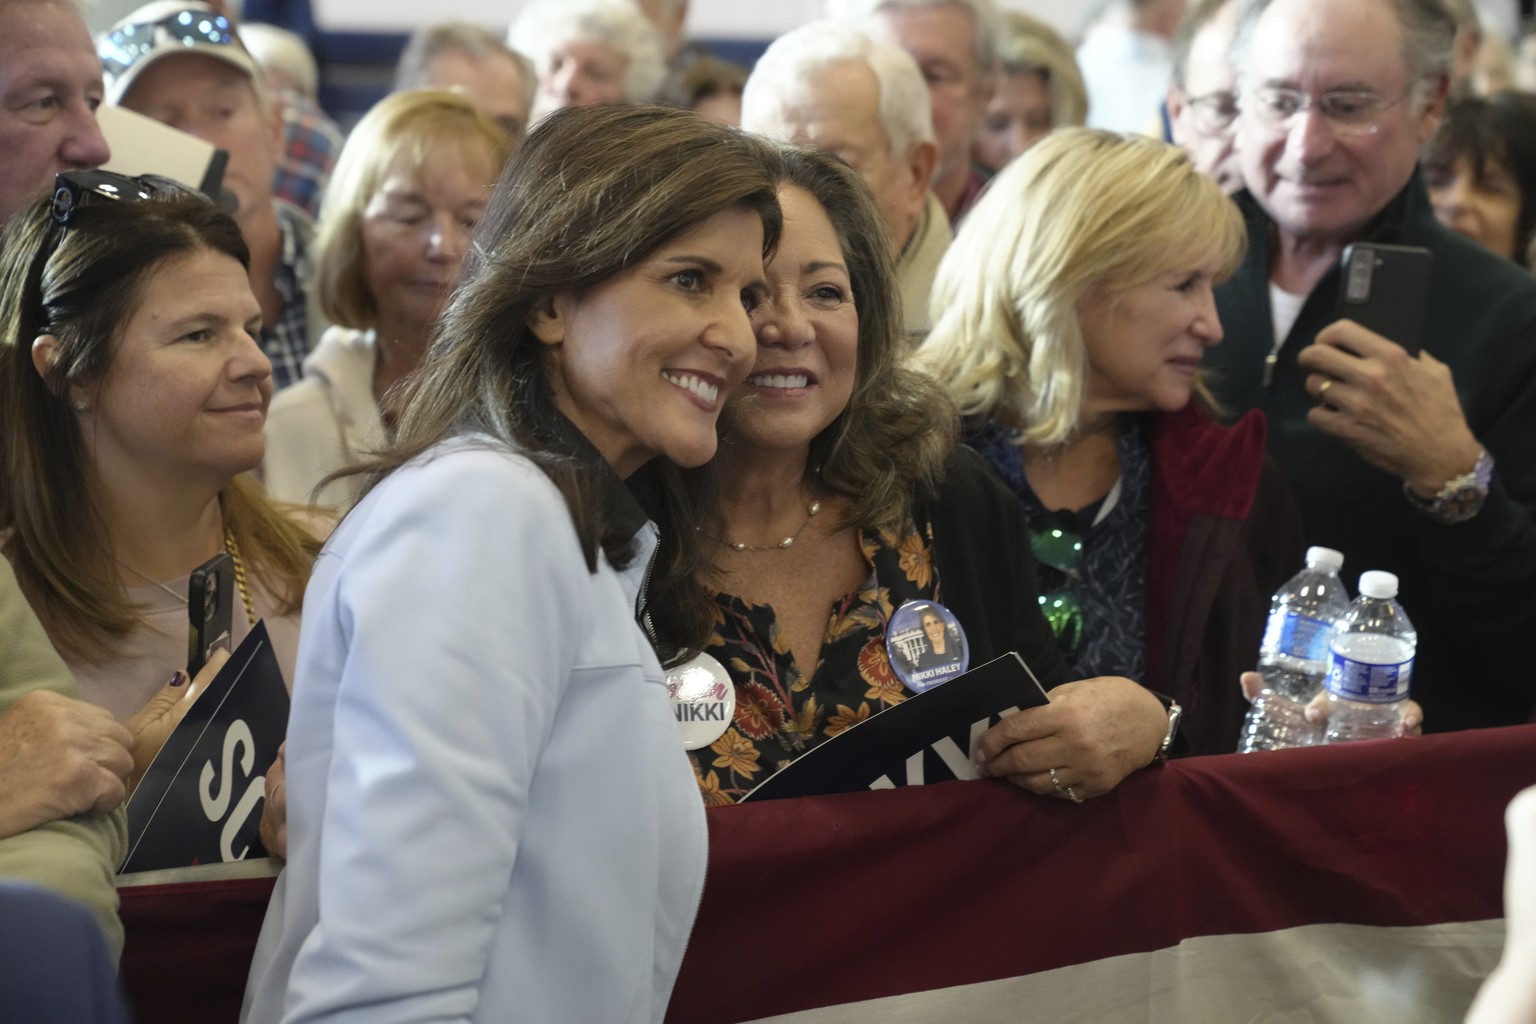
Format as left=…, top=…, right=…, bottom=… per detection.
left=1318, top=378, right=1334, bottom=397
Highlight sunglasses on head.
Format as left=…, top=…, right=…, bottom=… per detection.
left=99, top=8, right=238, bottom=79
left=1029, top=510, right=1085, bottom=658
left=50, top=169, right=195, bottom=227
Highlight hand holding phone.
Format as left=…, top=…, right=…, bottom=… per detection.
left=187, top=553, right=234, bottom=678
left=1335, top=242, right=1432, bottom=354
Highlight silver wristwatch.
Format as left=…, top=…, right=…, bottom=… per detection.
left=1402, top=448, right=1494, bottom=525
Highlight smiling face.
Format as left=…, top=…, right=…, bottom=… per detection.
left=922, top=611, right=946, bottom=646
left=361, top=139, right=495, bottom=339
left=731, top=185, right=859, bottom=460
left=1235, top=0, right=1445, bottom=248
left=1426, top=154, right=1524, bottom=261
left=1078, top=264, right=1225, bottom=421
left=77, top=248, right=270, bottom=489
left=0, top=1, right=111, bottom=225
left=534, top=206, right=764, bottom=477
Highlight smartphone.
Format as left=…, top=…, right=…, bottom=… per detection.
left=1335, top=242, right=1432, bottom=355
left=187, top=553, right=234, bottom=678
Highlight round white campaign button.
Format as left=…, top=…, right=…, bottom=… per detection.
left=667, top=652, right=736, bottom=749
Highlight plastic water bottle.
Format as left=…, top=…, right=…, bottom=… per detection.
left=1323, top=571, right=1417, bottom=744
left=1239, top=546, right=1351, bottom=752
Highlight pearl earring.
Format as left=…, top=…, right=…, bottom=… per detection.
left=71, top=400, right=89, bottom=412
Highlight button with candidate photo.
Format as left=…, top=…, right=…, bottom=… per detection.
left=667, top=652, right=736, bottom=749
left=886, top=600, right=969, bottom=693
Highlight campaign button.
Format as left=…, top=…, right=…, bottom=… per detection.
left=886, top=600, right=969, bottom=694
left=667, top=652, right=735, bottom=749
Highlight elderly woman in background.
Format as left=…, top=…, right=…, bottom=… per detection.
left=0, top=175, right=321, bottom=778
left=243, top=106, right=780, bottom=1022
left=508, top=0, right=666, bottom=121
left=918, top=129, right=1304, bottom=755
left=641, top=145, right=1171, bottom=806
left=1423, top=91, right=1536, bottom=269
left=974, top=11, right=1088, bottom=173
left=263, top=90, right=510, bottom=508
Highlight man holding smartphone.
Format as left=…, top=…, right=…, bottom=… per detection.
left=1205, top=0, right=1536, bottom=732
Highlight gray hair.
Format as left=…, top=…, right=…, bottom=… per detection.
left=1234, top=0, right=1456, bottom=95
left=395, top=21, right=533, bottom=97
left=841, top=0, right=1001, bottom=76
left=742, top=20, right=934, bottom=158
left=240, top=22, right=319, bottom=98
left=1171, top=0, right=1231, bottom=90
left=508, top=0, right=667, bottom=103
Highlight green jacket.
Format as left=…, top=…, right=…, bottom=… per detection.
left=1209, top=175, right=1536, bottom=732
left=0, top=559, right=127, bottom=956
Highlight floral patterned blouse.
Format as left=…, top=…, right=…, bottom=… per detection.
left=689, top=519, right=942, bottom=805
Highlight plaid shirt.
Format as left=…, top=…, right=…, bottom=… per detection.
left=266, top=200, right=317, bottom=391
left=272, top=94, right=341, bottom=219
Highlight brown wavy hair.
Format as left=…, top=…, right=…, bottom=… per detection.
left=0, top=191, right=321, bottom=663
left=640, top=144, right=956, bottom=659
left=344, top=105, right=782, bottom=651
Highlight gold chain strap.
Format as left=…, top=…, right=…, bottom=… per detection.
left=223, top=528, right=258, bottom=628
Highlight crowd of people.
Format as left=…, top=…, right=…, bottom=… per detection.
left=0, top=0, right=1534, bottom=1020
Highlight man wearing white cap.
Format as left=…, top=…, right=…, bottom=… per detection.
left=99, top=0, right=322, bottom=389
left=0, top=0, right=111, bottom=228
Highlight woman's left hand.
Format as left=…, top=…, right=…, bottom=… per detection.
left=972, top=677, right=1168, bottom=802
left=123, top=648, right=229, bottom=794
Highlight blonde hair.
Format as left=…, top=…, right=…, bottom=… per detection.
left=313, top=89, right=510, bottom=329
left=916, top=127, right=1245, bottom=446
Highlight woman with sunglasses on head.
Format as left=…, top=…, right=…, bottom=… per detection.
left=0, top=174, right=321, bottom=784
left=639, top=145, right=1171, bottom=807
left=263, top=90, right=511, bottom=509
left=242, top=106, right=778, bottom=1023
left=918, top=128, right=1305, bottom=756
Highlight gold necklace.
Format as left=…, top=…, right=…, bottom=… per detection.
left=117, top=528, right=256, bottom=627
left=723, top=500, right=822, bottom=552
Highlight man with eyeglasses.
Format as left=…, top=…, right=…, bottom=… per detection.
left=0, top=0, right=112, bottom=228
left=99, top=0, right=323, bottom=391
left=1207, top=0, right=1536, bottom=733
left=1166, top=0, right=1240, bottom=192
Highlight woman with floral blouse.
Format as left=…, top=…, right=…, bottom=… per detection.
left=641, top=145, right=1173, bottom=806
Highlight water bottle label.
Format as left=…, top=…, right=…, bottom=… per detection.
left=1265, top=613, right=1334, bottom=661
left=1326, top=653, right=1413, bottom=703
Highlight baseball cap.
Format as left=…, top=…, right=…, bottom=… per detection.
left=99, top=1, right=259, bottom=106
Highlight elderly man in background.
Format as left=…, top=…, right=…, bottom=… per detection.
left=1208, top=0, right=1536, bottom=733
left=742, top=20, right=947, bottom=341
left=101, top=0, right=324, bottom=390
left=1166, top=0, right=1241, bottom=192
left=847, top=0, right=997, bottom=227
left=241, top=22, right=343, bottom=219
left=508, top=0, right=666, bottom=122
left=0, top=0, right=110, bottom=228
left=396, top=21, right=534, bottom=145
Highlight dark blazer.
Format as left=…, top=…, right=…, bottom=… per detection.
left=1209, top=174, right=1536, bottom=731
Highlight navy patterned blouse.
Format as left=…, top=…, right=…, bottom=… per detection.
left=968, top=419, right=1150, bottom=683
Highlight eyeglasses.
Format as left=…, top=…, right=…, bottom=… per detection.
left=99, top=8, right=237, bottom=80
left=1242, top=85, right=1416, bottom=138
left=1183, top=90, right=1239, bottom=137
left=1029, top=511, right=1084, bottom=659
